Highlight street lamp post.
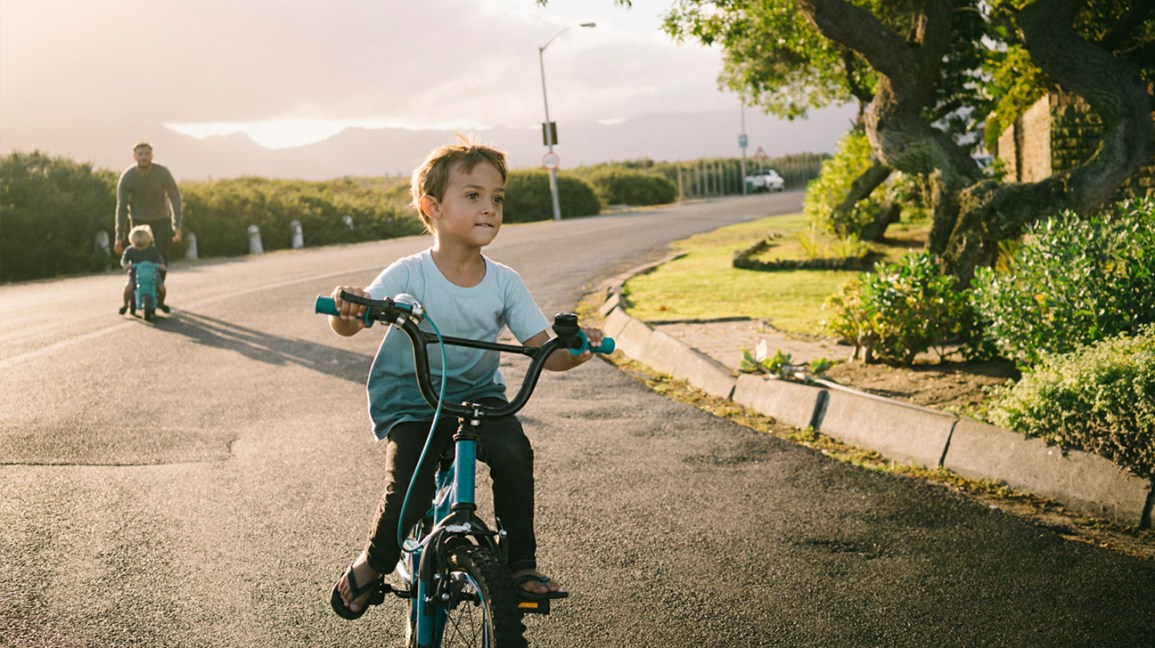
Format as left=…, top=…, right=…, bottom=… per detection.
left=538, top=22, right=595, bottom=222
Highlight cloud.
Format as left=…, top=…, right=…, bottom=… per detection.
left=1, top=0, right=737, bottom=146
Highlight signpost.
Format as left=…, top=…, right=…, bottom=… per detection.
left=542, top=151, right=559, bottom=170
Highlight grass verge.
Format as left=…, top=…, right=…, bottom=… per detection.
left=621, top=212, right=928, bottom=334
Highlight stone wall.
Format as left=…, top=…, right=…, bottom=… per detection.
left=997, top=93, right=1155, bottom=198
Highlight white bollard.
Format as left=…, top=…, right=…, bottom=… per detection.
left=184, top=232, right=198, bottom=260
left=342, top=214, right=354, bottom=230
left=94, top=230, right=110, bottom=255
left=248, top=225, right=263, bottom=254
left=291, top=220, right=304, bottom=250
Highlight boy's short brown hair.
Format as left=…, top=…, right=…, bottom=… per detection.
left=410, top=137, right=507, bottom=233
left=133, top=142, right=153, bottom=153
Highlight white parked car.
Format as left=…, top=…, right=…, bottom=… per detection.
left=745, top=169, right=786, bottom=193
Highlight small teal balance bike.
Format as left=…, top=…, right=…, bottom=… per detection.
left=132, top=261, right=160, bottom=321
left=316, top=291, right=613, bottom=648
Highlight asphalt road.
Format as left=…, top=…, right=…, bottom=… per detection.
left=2, top=192, right=1153, bottom=647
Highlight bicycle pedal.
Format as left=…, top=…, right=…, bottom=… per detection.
left=517, top=592, right=567, bottom=615
left=365, top=582, right=404, bottom=607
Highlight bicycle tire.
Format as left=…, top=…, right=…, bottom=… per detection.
left=436, top=544, right=526, bottom=648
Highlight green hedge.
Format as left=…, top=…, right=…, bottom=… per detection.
left=180, top=176, right=423, bottom=258
left=986, top=324, right=1155, bottom=479
left=581, top=168, right=676, bottom=206
left=970, top=199, right=1155, bottom=366
left=502, top=170, right=601, bottom=222
left=0, top=151, right=117, bottom=281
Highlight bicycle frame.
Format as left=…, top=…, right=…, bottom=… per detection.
left=316, top=291, right=612, bottom=647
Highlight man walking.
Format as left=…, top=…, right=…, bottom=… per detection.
left=115, top=142, right=182, bottom=312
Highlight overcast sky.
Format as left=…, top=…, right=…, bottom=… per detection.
left=1, top=0, right=790, bottom=150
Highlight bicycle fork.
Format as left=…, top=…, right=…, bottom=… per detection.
left=405, top=415, right=488, bottom=647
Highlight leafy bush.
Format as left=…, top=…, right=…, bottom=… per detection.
left=0, top=151, right=117, bottom=281
left=970, top=199, right=1155, bottom=366
left=986, top=324, right=1155, bottom=479
left=180, top=176, right=421, bottom=258
left=803, top=131, right=885, bottom=239
left=583, top=168, right=676, bottom=206
left=502, top=170, right=600, bottom=223
left=821, top=251, right=971, bottom=364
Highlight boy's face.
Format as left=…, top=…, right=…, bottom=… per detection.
left=424, top=162, right=504, bottom=248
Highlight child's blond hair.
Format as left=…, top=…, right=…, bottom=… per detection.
left=410, top=137, right=507, bottom=233
left=128, top=224, right=155, bottom=250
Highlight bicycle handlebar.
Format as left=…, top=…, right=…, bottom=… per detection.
left=315, top=292, right=613, bottom=419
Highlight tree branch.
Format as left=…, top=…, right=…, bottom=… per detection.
left=1019, top=0, right=1155, bottom=210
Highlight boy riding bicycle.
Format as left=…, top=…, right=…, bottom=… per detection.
left=326, top=139, right=604, bottom=620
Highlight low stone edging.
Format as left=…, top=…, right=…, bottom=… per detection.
left=599, top=289, right=1154, bottom=528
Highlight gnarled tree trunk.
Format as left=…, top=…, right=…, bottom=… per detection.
left=799, top=0, right=1155, bottom=284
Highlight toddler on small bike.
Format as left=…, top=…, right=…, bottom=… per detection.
left=118, top=224, right=167, bottom=320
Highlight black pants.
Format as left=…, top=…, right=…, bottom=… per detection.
left=364, top=403, right=538, bottom=576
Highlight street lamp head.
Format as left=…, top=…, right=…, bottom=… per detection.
left=542, top=22, right=597, bottom=51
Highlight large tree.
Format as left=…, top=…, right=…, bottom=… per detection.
left=629, top=0, right=1155, bottom=282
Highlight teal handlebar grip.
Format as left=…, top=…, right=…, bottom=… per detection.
left=314, top=295, right=339, bottom=316
left=568, top=330, right=616, bottom=355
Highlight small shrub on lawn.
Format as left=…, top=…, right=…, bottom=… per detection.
left=822, top=251, right=971, bottom=364
left=985, top=324, right=1155, bottom=479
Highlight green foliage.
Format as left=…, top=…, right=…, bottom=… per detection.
left=180, top=176, right=422, bottom=258
left=821, top=251, right=971, bottom=365
left=969, top=199, right=1155, bottom=367
left=986, top=324, right=1155, bottom=479
left=803, top=131, right=884, bottom=239
left=882, top=171, right=933, bottom=223
left=0, top=151, right=117, bottom=281
left=663, top=0, right=876, bottom=119
left=582, top=168, right=676, bottom=206
left=982, top=44, right=1049, bottom=151
left=501, top=170, right=601, bottom=222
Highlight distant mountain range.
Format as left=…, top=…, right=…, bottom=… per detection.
left=1, top=107, right=854, bottom=181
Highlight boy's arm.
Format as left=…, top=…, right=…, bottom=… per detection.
left=328, top=286, right=369, bottom=337
left=526, top=327, right=606, bottom=372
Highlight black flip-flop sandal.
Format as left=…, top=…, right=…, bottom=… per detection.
left=330, top=564, right=384, bottom=620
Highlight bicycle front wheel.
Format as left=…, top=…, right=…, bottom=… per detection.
left=438, top=544, right=526, bottom=648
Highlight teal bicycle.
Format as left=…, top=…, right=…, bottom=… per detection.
left=316, top=291, right=613, bottom=647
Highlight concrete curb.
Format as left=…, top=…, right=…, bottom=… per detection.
left=598, top=287, right=1154, bottom=528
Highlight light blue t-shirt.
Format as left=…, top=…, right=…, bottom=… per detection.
left=364, top=249, right=549, bottom=439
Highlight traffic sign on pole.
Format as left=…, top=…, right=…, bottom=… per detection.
left=542, top=152, right=560, bottom=170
